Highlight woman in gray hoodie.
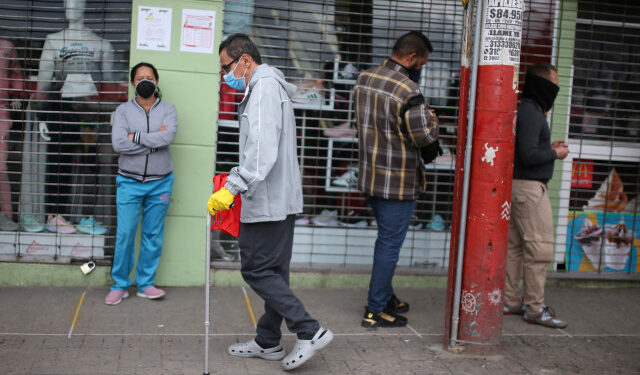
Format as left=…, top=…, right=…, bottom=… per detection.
left=105, top=62, right=177, bottom=305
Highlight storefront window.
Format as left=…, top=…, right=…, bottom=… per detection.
left=0, top=0, right=131, bottom=262
left=570, top=0, right=640, bottom=143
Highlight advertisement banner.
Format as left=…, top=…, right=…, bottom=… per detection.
left=565, top=211, right=639, bottom=272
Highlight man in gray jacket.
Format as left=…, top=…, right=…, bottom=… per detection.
left=207, top=34, right=332, bottom=371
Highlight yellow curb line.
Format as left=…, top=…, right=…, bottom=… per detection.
left=68, top=291, right=87, bottom=338
left=241, top=286, right=257, bottom=328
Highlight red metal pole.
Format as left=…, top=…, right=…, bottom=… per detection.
left=444, top=0, right=473, bottom=348
left=457, top=0, right=525, bottom=344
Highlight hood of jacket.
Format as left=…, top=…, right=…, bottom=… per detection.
left=247, top=64, right=297, bottom=98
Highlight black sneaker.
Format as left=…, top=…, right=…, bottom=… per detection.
left=383, top=294, right=410, bottom=314
left=361, top=308, right=408, bottom=328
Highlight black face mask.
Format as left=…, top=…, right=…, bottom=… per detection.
left=522, top=73, right=559, bottom=112
left=136, top=80, right=156, bottom=98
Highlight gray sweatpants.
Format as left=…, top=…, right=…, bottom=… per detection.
left=239, top=215, right=319, bottom=346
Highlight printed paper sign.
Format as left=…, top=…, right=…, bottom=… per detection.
left=137, top=6, right=172, bottom=51
left=480, top=0, right=525, bottom=66
left=180, top=9, right=216, bottom=54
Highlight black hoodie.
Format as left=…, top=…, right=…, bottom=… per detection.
left=513, top=98, right=557, bottom=184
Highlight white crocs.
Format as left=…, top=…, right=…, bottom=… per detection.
left=228, top=339, right=286, bottom=360
left=282, top=327, right=333, bottom=370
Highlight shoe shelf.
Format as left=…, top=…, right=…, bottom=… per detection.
left=0, top=231, right=105, bottom=260
left=324, top=137, right=358, bottom=193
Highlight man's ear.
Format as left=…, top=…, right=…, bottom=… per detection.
left=240, top=53, right=251, bottom=66
left=407, top=52, right=417, bottom=66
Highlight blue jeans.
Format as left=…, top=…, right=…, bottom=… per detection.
left=111, top=173, right=174, bottom=291
left=366, top=195, right=415, bottom=314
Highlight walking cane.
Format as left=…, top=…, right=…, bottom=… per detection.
left=203, top=212, right=212, bottom=375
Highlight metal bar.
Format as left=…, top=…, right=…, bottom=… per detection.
left=203, top=213, right=212, bottom=375
left=450, top=0, right=484, bottom=349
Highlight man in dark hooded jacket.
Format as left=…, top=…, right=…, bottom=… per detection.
left=503, top=63, right=569, bottom=328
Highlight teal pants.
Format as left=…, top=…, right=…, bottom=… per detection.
left=111, top=173, right=174, bottom=291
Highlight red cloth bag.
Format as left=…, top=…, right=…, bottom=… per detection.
left=211, top=173, right=242, bottom=237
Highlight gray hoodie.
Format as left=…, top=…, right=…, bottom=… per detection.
left=225, top=64, right=303, bottom=223
left=111, top=98, right=178, bottom=182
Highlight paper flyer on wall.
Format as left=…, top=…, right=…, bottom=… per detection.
left=136, top=6, right=172, bottom=51
left=180, top=9, right=216, bottom=54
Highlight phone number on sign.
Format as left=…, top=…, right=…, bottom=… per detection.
left=487, top=40, right=521, bottom=49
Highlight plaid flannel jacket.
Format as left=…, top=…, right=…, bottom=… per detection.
left=354, top=59, right=438, bottom=200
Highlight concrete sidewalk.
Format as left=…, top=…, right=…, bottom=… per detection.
left=0, top=285, right=638, bottom=375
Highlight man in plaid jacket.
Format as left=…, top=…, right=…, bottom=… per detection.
left=354, top=31, right=439, bottom=328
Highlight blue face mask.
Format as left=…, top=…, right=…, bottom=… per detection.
left=223, top=63, right=247, bottom=91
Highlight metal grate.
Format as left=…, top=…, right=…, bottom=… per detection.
left=215, top=0, right=640, bottom=277
left=0, top=0, right=131, bottom=262
left=214, top=1, right=466, bottom=267
left=555, top=0, right=640, bottom=274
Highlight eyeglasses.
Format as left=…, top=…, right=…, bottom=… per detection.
left=222, top=57, right=239, bottom=74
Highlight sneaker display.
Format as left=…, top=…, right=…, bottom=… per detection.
left=20, top=215, right=45, bottom=233
left=76, top=216, right=107, bottom=235
left=338, top=210, right=368, bottom=227
left=310, top=209, right=339, bottom=226
left=332, top=167, right=358, bottom=187
left=341, top=219, right=368, bottom=227
left=228, top=339, right=286, bottom=361
left=426, top=214, right=445, bottom=231
left=291, top=87, right=323, bottom=107
left=45, top=214, right=77, bottom=234
left=295, top=216, right=310, bottom=225
left=104, top=290, right=129, bottom=305
left=523, top=305, right=567, bottom=328
left=137, top=285, right=166, bottom=300
left=361, top=308, right=407, bottom=328
left=383, top=294, right=410, bottom=314
left=0, top=213, right=19, bottom=231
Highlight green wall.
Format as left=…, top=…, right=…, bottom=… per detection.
left=548, top=0, right=577, bottom=222
left=128, top=0, right=223, bottom=286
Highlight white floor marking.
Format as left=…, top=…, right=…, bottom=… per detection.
left=2, top=332, right=638, bottom=338
left=406, top=324, right=423, bottom=339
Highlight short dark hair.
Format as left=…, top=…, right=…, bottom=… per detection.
left=219, top=33, right=262, bottom=65
left=526, top=63, right=557, bottom=81
left=130, top=62, right=159, bottom=82
left=392, top=31, right=433, bottom=58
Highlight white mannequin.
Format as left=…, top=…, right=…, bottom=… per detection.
left=33, top=0, right=114, bottom=139
left=20, top=0, right=116, bottom=232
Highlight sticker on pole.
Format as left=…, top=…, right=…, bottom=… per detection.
left=480, top=0, right=525, bottom=66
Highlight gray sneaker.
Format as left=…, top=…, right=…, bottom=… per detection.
left=523, top=305, right=567, bottom=328
left=0, top=213, right=19, bottom=231
left=503, top=300, right=526, bottom=315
